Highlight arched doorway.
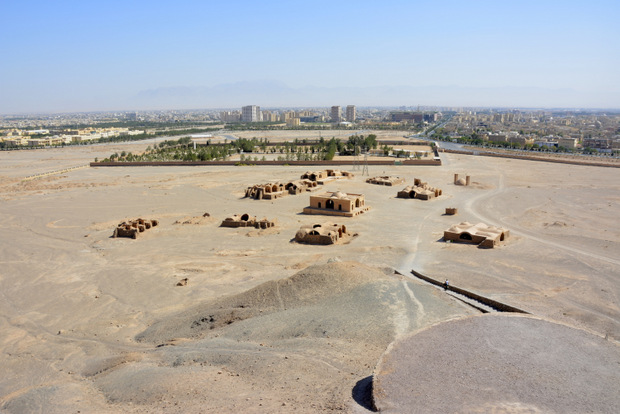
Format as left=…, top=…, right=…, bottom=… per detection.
left=459, top=232, right=472, bottom=240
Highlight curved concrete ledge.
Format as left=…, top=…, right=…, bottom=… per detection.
left=372, top=313, right=620, bottom=413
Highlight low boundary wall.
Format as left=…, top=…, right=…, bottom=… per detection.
left=410, top=269, right=529, bottom=314
left=90, top=159, right=442, bottom=167
left=23, top=164, right=89, bottom=181
left=442, top=148, right=619, bottom=168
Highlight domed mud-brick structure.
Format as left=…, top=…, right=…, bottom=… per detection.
left=302, top=191, right=370, bottom=217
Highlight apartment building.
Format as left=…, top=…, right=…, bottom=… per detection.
left=242, top=105, right=262, bottom=122
left=262, top=111, right=279, bottom=122
left=331, top=106, right=342, bottom=123
left=346, top=105, right=356, bottom=122
left=220, top=111, right=241, bottom=123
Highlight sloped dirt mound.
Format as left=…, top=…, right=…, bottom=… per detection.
left=137, top=262, right=392, bottom=344
left=82, top=261, right=474, bottom=412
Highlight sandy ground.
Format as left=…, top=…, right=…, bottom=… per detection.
left=0, top=137, right=619, bottom=412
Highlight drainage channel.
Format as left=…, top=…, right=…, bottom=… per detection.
left=445, top=290, right=497, bottom=313
left=408, top=269, right=529, bottom=314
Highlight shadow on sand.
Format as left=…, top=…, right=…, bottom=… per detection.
left=352, top=375, right=377, bottom=412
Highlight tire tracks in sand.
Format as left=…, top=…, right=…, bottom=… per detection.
left=465, top=172, right=620, bottom=267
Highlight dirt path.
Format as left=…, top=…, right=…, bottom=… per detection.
left=465, top=171, right=620, bottom=266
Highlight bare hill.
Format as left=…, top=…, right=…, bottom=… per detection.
left=88, top=262, right=475, bottom=413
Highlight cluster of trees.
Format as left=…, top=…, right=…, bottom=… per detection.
left=100, top=137, right=232, bottom=162
left=431, top=131, right=581, bottom=154
left=341, top=134, right=378, bottom=155
left=305, top=134, right=378, bottom=160
left=235, top=138, right=268, bottom=153
left=98, top=133, right=385, bottom=163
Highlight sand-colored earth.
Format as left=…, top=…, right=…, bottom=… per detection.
left=0, top=136, right=619, bottom=412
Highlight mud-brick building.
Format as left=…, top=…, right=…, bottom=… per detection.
left=301, top=169, right=354, bottom=184
left=366, top=176, right=406, bottom=186
left=443, top=222, right=509, bottom=248
left=220, top=214, right=275, bottom=229
left=397, top=178, right=442, bottom=200
left=303, top=191, right=369, bottom=217
left=295, top=223, right=350, bottom=245
left=245, top=183, right=286, bottom=200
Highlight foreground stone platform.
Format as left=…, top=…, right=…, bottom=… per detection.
left=373, top=314, right=620, bottom=413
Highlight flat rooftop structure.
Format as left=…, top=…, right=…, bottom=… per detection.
left=220, top=213, right=275, bottom=229
left=444, top=221, right=509, bottom=248
left=366, top=176, right=406, bottom=186
left=397, top=178, right=442, bottom=200
left=301, top=169, right=354, bottom=183
left=245, top=182, right=287, bottom=200
left=302, top=191, right=370, bottom=217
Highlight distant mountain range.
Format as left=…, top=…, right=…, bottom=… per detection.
left=130, top=80, right=620, bottom=110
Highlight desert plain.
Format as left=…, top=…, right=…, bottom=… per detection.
left=0, top=134, right=619, bottom=413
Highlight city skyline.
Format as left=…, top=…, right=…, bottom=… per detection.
left=1, top=0, right=619, bottom=114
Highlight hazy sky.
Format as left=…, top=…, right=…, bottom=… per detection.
left=1, top=0, right=619, bottom=113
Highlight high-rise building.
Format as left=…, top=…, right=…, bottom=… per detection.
left=242, top=105, right=261, bottom=122
left=346, top=105, right=356, bottom=122
left=331, top=106, right=342, bottom=123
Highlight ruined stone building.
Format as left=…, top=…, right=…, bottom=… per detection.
left=454, top=174, right=471, bottom=186
left=245, top=183, right=286, bottom=200
left=220, top=214, right=276, bottom=229
left=295, top=222, right=351, bottom=245
left=112, top=218, right=159, bottom=239
left=366, top=176, right=406, bottom=186
left=397, top=178, right=442, bottom=200
left=443, top=222, right=509, bottom=248
left=301, top=169, right=354, bottom=184
left=246, top=180, right=319, bottom=200
left=303, top=191, right=370, bottom=217
left=285, top=179, right=319, bottom=195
